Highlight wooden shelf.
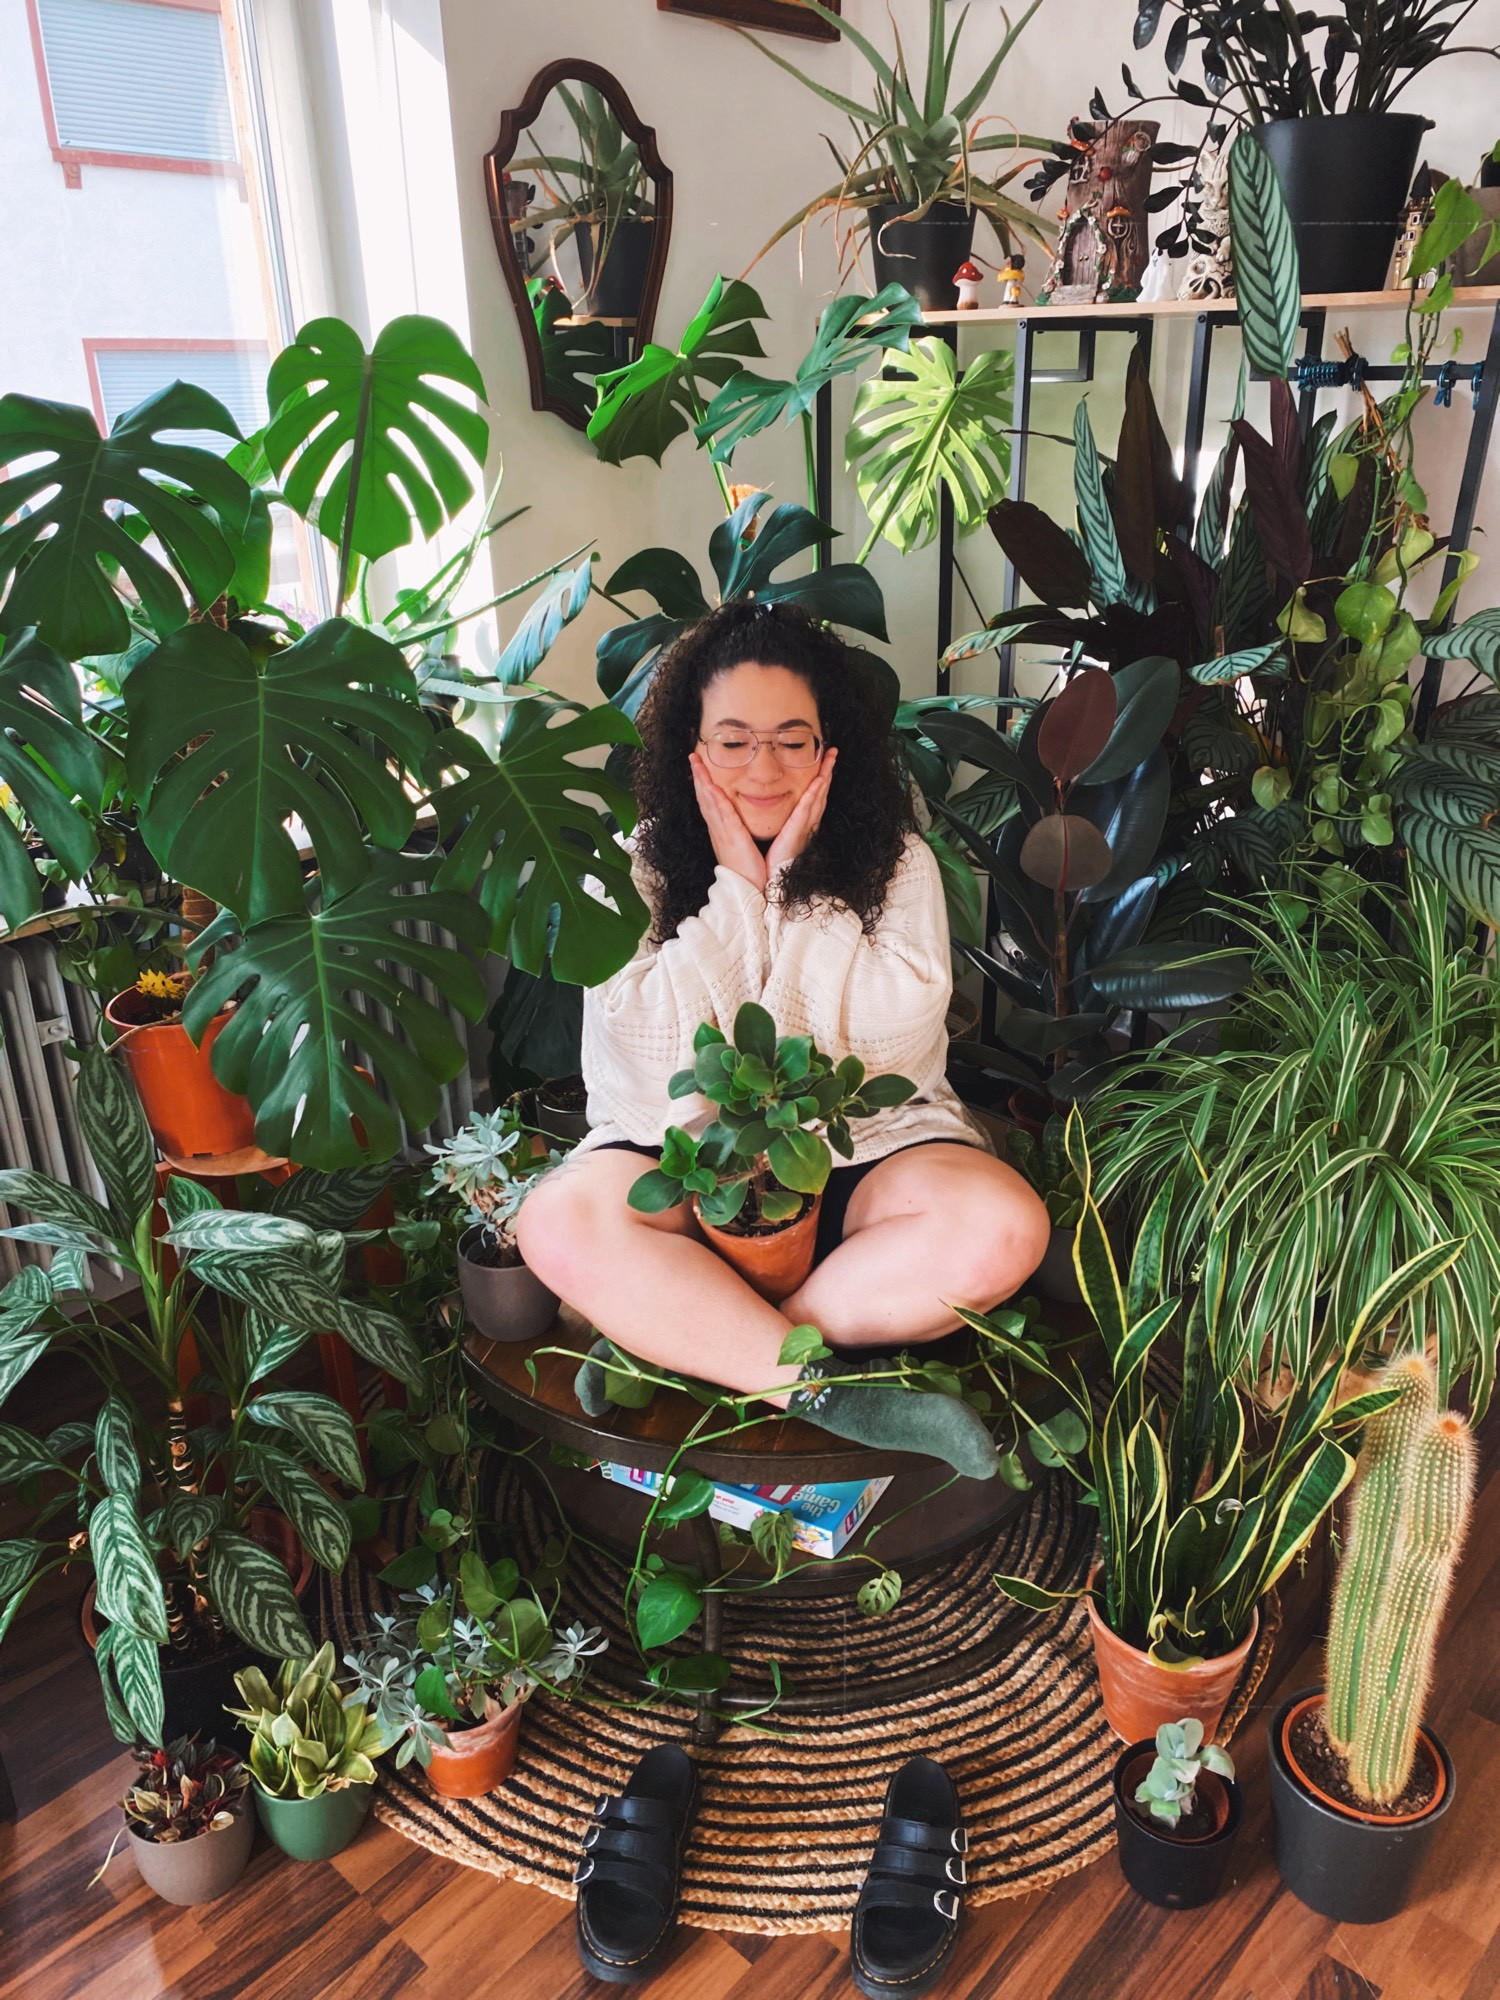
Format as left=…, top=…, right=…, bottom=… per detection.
left=919, top=285, right=1500, bottom=326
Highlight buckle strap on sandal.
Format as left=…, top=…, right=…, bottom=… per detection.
left=880, top=1814, right=967, bottom=1855
left=868, top=1841, right=967, bottom=1887
left=855, top=1875, right=963, bottom=1921
left=590, top=1792, right=682, bottom=1832
left=583, top=1824, right=674, bottom=1869
left=573, top=1849, right=675, bottom=1911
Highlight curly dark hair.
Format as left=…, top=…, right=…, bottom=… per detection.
left=632, top=599, right=913, bottom=944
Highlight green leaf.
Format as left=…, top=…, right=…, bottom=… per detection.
left=751, top=1509, right=797, bottom=1573
left=0, top=384, right=248, bottom=655
left=1071, top=400, right=1127, bottom=606
left=848, top=338, right=1012, bottom=555
left=778, top=1322, right=832, bottom=1367
left=243, top=1442, right=352, bottom=1571
left=733, top=1002, right=777, bottom=1064
left=379, top=1544, right=440, bottom=1589
left=0, top=1538, right=44, bottom=1599
left=265, top=315, right=488, bottom=573
left=168, top=1211, right=318, bottom=1255
left=647, top=1653, right=732, bottom=1694
left=0, top=1169, right=114, bottom=1244
left=1189, top=643, right=1285, bottom=686
left=431, top=702, right=649, bottom=984
left=126, top=618, right=430, bottom=923
left=95, top=1394, right=140, bottom=1499
left=1335, top=581, right=1397, bottom=645
left=333, top=1299, right=425, bottom=1394
left=767, top=1128, right=831, bottom=1196
left=414, top=1661, right=461, bottom=1721
left=494, top=555, right=595, bottom=685
left=161, top=1492, right=221, bottom=1557
left=0, top=1426, right=55, bottom=1481
left=992, top=1573, right=1087, bottom=1612
left=91, top=1494, right=169, bottom=1643
left=588, top=275, right=768, bottom=465
left=856, top=1569, right=902, bottom=1617
left=634, top=1571, right=704, bottom=1649
left=1408, top=179, right=1489, bottom=283
left=1228, top=131, right=1301, bottom=379
left=656, top=1469, right=717, bottom=1524
left=96, top=1621, right=166, bottom=1747
left=184, top=855, right=488, bottom=1169
left=76, top=1045, right=159, bottom=1235
left=0, top=1324, right=51, bottom=1408
left=457, top=1549, right=499, bottom=1618
left=208, top=1531, right=313, bottom=1657
left=0, top=630, right=109, bottom=926
left=246, top=1391, right=364, bottom=1489
left=1424, top=606, right=1500, bottom=684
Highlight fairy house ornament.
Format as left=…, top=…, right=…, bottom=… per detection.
left=1039, top=116, right=1159, bottom=304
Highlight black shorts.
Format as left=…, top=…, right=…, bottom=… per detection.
left=593, top=1137, right=960, bottom=1266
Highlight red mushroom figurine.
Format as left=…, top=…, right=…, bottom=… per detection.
left=953, top=258, right=984, bottom=310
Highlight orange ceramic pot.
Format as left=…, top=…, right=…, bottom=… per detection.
left=105, top=992, right=256, bottom=1161
left=424, top=1696, right=525, bottom=1800
left=694, top=1194, right=821, bottom=1304
left=1086, top=1570, right=1257, bottom=1746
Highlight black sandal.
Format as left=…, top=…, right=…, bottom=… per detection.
left=850, top=1756, right=967, bottom=1999
left=574, top=1744, right=698, bottom=1984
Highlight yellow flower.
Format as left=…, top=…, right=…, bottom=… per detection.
left=136, top=968, right=190, bottom=1001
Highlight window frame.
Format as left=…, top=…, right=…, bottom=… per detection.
left=25, top=0, right=245, bottom=189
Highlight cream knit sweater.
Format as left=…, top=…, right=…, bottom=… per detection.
left=577, top=831, right=990, bottom=1166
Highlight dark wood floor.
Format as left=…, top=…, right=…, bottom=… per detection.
left=2, top=1365, right=1497, bottom=2000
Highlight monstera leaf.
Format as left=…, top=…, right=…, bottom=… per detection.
left=596, top=495, right=888, bottom=715
left=587, top=276, right=768, bottom=466
left=530, top=278, right=614, bottom=416
left=847, top=338, right=1013, bottom=557
left=125, top=617, right=430, bottom=923
left=184, top=858, right=489, bottom=1168
left=431, top=702, right=649, bottom=984
left=264, top=316, right=489, bottom=596
left=0, top=629, right=112, bottom=925
left=695, top=286, right=922, bottom=463
left=0, top=386, right=249, bottom=656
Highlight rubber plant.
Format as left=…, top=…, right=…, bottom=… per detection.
left=0, top=1046, right=403, bottom=1743
left=0, top=315, right=649, bottom=1167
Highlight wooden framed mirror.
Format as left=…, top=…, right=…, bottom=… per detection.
left=484, top=61, right=673, bottom=433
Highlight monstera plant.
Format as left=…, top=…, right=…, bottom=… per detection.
left=0, top=316, right=648, bottom=1167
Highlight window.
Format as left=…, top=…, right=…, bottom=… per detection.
left=86, top=339, right=268, bottom=441
left=29, top=0, right=238, bottom=175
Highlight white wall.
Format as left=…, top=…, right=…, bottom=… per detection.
left=434, top=0, right=1500, bottom=707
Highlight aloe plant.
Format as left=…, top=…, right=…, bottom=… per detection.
left=228, top=1642, right=393, bottom=1798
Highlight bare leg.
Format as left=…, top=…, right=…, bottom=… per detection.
left=783, top=1144, right=1050, bottom=1349
left=516, top=1150, right=804, bottom=1405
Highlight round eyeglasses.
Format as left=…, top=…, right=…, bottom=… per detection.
left=698, top=729, right=823, bottom=770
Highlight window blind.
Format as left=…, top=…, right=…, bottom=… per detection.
left=37, top=0, right=237, bottom=164
left=93, top=346, right=267, bottom=444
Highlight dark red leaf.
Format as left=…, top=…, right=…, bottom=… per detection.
left=1160, top=533, right=1218, bottom=639
left=1269, top=377, right=1301, bottom=491
left=1112, top=348, right=1159, bottom=587
left=1019, top=814, right=1114, bottom=891
left=1037, top=669, right=1118, bottom=784
left=986, top=500, right=1095, bottom=608
left=1231, top=418, right=1312, bottom=585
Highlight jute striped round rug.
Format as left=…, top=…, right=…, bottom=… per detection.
left=320, top=1460, right=1139, bottom=1935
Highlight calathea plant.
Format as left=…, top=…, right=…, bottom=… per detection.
left=627, top=1003, right=915, bottom=1231
left=0, top=315, right=649, bottom=1168
left=0, top=1047, right=410, bottom=1744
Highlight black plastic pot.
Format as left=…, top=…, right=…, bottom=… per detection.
left=457, top=1225, right=560, bottom=1343
left=1268, top=1686, right=1456, bottom=1924
left=575, top=218, right=654, bottom=320
left=1255, top=114, right=1431, bottom=294
left=1112, top=1742, right=1244, bottom=1908
left=868, top=202, right=976, bottom=313
left=536, top=1076, right=590, bottom=1147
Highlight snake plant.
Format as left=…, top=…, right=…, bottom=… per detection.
left=228, top=1643, right=393, bottom=1799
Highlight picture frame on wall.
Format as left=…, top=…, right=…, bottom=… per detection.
left=656, top=0, right=840, bottom=42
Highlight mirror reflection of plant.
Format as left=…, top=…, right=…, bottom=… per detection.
left=510, top=83, right=653, bottom=280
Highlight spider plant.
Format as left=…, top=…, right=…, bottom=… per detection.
left=740, top=0, right=1056, bottom=280
left=1092, top=873, right=1500, bottom=1418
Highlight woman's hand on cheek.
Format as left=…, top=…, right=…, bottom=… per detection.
left=691, top=753, right=768, bottom=893
left=765, top=748, right=837, bottom=881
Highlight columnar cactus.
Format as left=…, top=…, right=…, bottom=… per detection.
left=1325, top=1356, right=1436, bottom=1751
left=1324, top=1355, right=1476, bottom=1808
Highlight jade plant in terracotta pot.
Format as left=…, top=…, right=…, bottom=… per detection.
left=227, top=1642, right=395, bottom=1861
left=345, top=1568, right=605, bottom=1801
left=626, top=1002, right=915, bottom=1303
left=425, top=1107, right=564, bottom=1343
left=1268, top=1354, right=1474, bottom=1925
left=966, top=1109, right=1422, bottom=1745
left=98, top=1736, right=253, bottom=1907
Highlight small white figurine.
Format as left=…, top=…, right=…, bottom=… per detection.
left=1138, top=247, right=1177, bottom=302
left=953, top=258, right=985, bottom=310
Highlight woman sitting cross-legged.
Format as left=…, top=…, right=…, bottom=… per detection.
left=517, top=600, right=1050, bottom=1480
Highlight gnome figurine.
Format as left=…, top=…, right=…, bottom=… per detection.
left=953, top=258, right=985, bottom=310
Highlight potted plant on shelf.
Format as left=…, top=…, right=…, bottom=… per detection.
left=346, top=1569, right=605, bottom=1801
left=1269, top=1354, right=1472, bottom=1924
left=424, top=1107, right=564, bottom=1342
left=103, top=964, right=257, bottom=1161
left=1136, top=0, right=1499, bottom=290
left=737, top=0, right=1056, bottom=310
left=970, top=1110, right=1417, bottom=1744
left=626, top=1002, right=915, bottom=1303
left=0, top=1046, right=418, bottom=1749
left=227, top=1642, right=394, bottom=1861
left=1114, top=1719, right=1242, bottom=1910
left=97, top=1736, right=253, bottom=1907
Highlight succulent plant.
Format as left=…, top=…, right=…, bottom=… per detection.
left=227, top=1641, right=394, bottom=1800
left=1133, top=1719, right=1235, bottom=1830
left=119, top=1735, right=249, bottom=1843
left=1325, top=1357, right=1477, bottom=1807
left=424, top=1107, right=560, bottom=1254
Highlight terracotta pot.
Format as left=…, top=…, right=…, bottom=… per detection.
left=424, top=1695, right=525, bottom=1800
left=694, top=1193, right=821, bottom=1304
left=1086, top=1570, right=1257, bottom=1745
left=457, top=1227, right=560, bottom=1342
left=105, top=992, right=257, bottom=1160
left=126, top=1798, right=254, bottom=1905
left=1005, top=1088, right=1051, bottom=1141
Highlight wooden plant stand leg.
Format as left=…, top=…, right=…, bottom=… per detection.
left=689, top=1510, right=725, bottom=1748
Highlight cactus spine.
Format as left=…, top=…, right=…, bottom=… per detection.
left=1345, top=1412, right=1475, bottom=1805
left=1325, top=1356, right=1436, bottom=1753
